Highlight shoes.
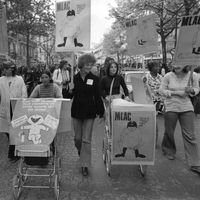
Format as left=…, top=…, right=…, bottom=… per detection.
left=166, top=155, right=175, bottom=160
left=81, top=167, right=88, bottom=176
left=162, top=151, right=175, bottom=160
left=57, top=43, right=65, bottom=47
left=190, top=166, right=200, bottom=175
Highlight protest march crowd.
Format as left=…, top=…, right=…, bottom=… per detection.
left=0, top=53, right=200, bottom=178
left=1, top=1, right=200, bottom=199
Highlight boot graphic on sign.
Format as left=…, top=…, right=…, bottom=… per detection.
left=57, top=9, right=84, bottom=48
left=115, top=121, right=146, bottom=159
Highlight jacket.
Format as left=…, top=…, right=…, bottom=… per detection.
left=71, top=72, right=104, bottom=119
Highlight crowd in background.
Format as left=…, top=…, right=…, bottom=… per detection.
left=0, top=58, right=200, bottom=98
left=1, top=54, right=200, bottom=176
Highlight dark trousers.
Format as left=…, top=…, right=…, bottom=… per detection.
left=8, top=102, right=17, bottom=159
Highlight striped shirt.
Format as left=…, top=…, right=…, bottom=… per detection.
left=30, top=83, right=62, bottom=98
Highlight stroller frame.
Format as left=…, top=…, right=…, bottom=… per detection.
left=12, top=135, right=61, bottom=200
left=102, top=98, right=148, bottom=177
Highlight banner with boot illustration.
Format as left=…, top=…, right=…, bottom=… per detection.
left=55, top=0, right=91, bottom=52
left=125, top=14, right=158, bottom=56
left=111, top=99, right=156, bottom=165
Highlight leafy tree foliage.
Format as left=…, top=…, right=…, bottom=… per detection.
left=106, top=0, right=200, bottom=66
left=6, top=0, right=55, bottom=67
left=103, top=21, right=127, bottom=64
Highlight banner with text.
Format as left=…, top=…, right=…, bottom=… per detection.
left=9, top=99, right=61, bottom=145
left=126, top=14, right=158, bottom=56
left=111, top=99, right=156, bottom=165
left=55, top=0, right=91, bottom=52
left=0, top=2, right=8, bottom=54
left=173, top=15, right=200, bottom=65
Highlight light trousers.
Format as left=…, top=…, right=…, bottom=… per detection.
left=162, top=111, right=200, bottom=166
left=73, top=118, right=95, bottom=167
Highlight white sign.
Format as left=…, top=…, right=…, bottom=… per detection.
left=131, top=77, right=153, bottom=104
left=126, top=14, right=158, bottom=55
left=55, top=0, right=91, bottom=52
left=173, top=15, right=200, bottom=65
left=111, top=99, right=156, bottom=165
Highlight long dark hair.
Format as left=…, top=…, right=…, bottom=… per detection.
left=42, top=70, right=53, bottom=83
left=106, top=61, right=119, bottom=77
left=59, top=60, right=68, bottom=70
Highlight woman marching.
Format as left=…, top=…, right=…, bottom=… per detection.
left=71, top=53, right=104, bottom=176
left=160, top=64, right=200, bottom=174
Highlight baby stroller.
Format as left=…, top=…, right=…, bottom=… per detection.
left=10, top=98, right=62, bottom=200
left=102, top=80, right=156, bottom=177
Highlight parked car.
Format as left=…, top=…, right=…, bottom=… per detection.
left=121, top=69, right=149, bottom=101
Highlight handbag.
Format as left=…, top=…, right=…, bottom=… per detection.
left=190, top=92, right=200, bottom=114
left=188, top=69, right=200, bottom=114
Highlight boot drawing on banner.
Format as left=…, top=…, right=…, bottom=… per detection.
left=74, top=38, right=83, bottom=47
left=135, top=149, right=146, bottom=158
left=115, top=147, right=127, bottom=157
left=57, top=37, right=67, bottom=47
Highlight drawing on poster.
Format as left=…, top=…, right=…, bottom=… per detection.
left=57, top=8, right=83, bottom=48
left=20, top=115, right=49, bottom=144
left=115, top=120, right=148, bottom=159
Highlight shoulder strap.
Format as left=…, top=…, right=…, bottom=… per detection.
left=109, top=78, right=115, bottom=97
left=187, top=68, right=194, bottom=86
left=57, top=69, right=60, bottom=78
left=38, top=85, right=41, bottom=97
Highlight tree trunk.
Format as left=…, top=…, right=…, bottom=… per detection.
left=159, top=16, right=167, bottom=67
left=26, top=33, right=30, bottom=68
left=117, top=51, right=120, bottom=64
left=161, top=36, right=167, bottom=66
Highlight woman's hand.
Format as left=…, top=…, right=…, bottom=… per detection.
left=185, top=87, right=195, bottom=95
left=96, top=115, right=104, bottom=124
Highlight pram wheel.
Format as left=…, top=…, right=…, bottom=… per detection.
left=12, top=175, right=22, bottom=200
left=102, top=139, right=106, bottom=164
left=54, top=175, right=59, bottom=200
left=105, top=149, right=112, bottom=176
left=139, top=165, right=147, bottom=177
left=57, top=157, right=62, bottom=184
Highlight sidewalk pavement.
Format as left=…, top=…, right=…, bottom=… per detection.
left=0, top=115, right=200, bottom=200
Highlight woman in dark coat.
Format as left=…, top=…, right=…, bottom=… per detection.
left=71, top=53, right=104, bottom=176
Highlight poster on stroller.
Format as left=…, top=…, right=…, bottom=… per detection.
left=9, top=99, right=61, bottom=145
left=112, top=108, right=156, bottom=165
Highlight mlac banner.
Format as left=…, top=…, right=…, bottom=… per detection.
left=173, top=15, right=200, bottom=65
left=126, top=14, right=158, bottom=56
left=55, top=0, right=91, bottom=52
